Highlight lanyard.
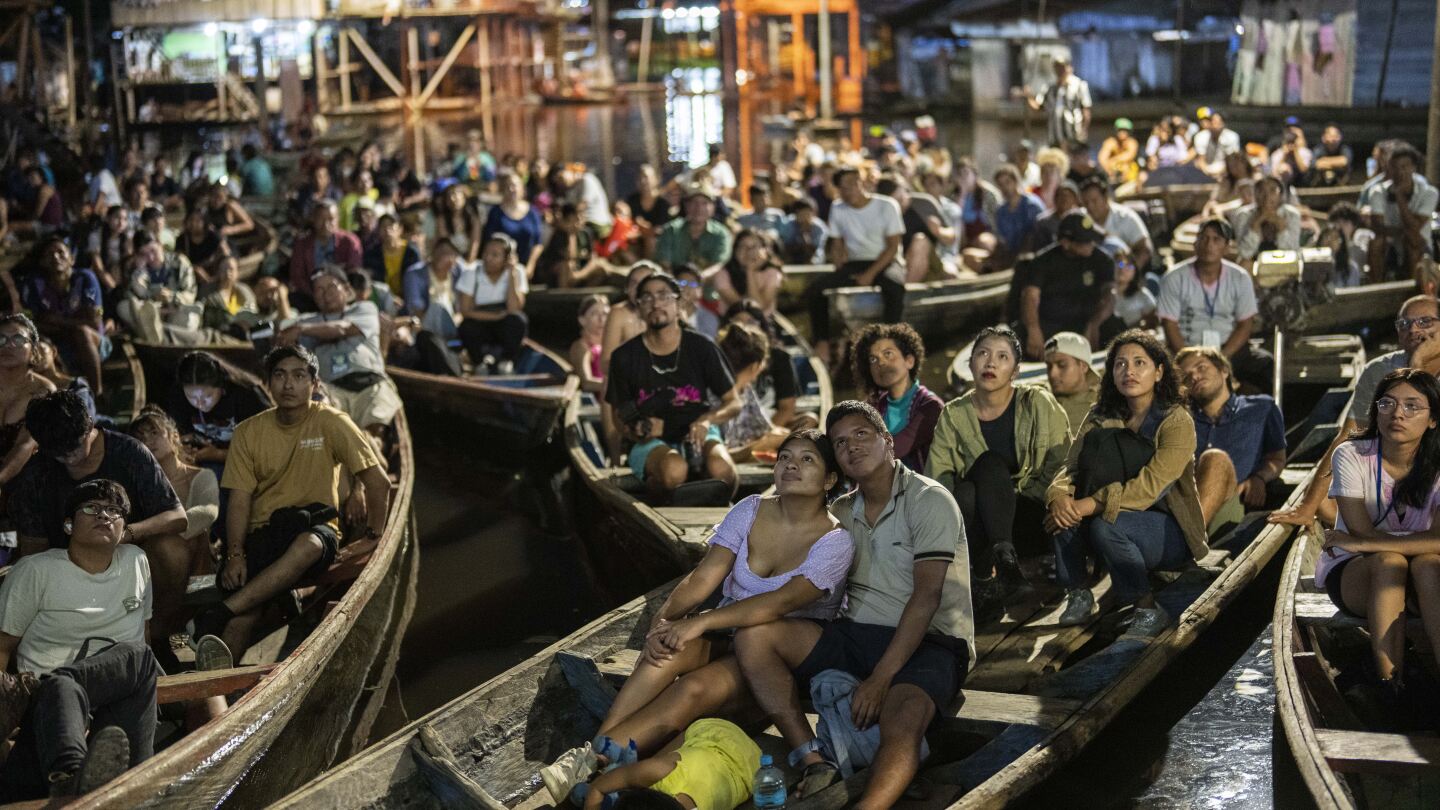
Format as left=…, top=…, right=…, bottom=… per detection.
left=1375, top=444, right=1399, bottom=526
left=1194, top=268, right=1218, bottom=319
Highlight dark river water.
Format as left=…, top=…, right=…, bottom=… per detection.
left=356, top=88, right=1317, bottom=806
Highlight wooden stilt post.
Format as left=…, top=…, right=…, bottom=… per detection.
left=790, top=12, right=804, bottom=99
left=314, top=24, right=329, bottom=113
left=65, top=16, right=77, bottom=128
left=339, top=26, right=352, bottom=111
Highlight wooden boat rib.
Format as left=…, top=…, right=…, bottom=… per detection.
left=74, top=408, right=418, bottom=807
left=826, top=270, right=1014, bottom=340
left=1275, top=527, right=1440, bottom=807
left=1294, top=184, right=1365, bottom=212
left=102, top=339, right=149, bottom=425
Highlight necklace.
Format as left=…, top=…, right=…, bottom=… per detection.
left=647, top=332, right=682, bottom=375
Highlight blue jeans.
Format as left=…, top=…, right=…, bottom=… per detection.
left=1053, top=510, right=1191, bottom=605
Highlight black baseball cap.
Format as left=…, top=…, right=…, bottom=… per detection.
left=1058, top=211, right=1106, bottom=243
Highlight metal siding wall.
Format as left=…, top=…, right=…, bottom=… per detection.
left=1353, top=0, right=1435, bottom=106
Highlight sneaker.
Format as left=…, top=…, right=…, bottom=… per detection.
left=195, top=635, right=234, bottom=671
left=540, top=743, right=598, bottom=805
left=971, top=575, right=1006, bottom=624
left=0, top=671, right=37, bottom=744
left=1120, top=605, right=1172, bottom=638
left=50, top=726, right=130, bottom=797
left=1056, top=588, right=1096, bottom=626
left=795, top=761, right=841, bottom=799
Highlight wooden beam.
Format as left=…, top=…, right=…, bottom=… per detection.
left=314, top=24, right=329, bottom=112
left=1317, top=728, right=1440, bottom=774
left=157, top=664, right=276, bottom=705
left=339, top=26, right=352, bottom=109
left=347, top=27, right=407, bottom=98
left=15, top=16, right=30, bottom=99
left=416, top=23, right=474, bottom=108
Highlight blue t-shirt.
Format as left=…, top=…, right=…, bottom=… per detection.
left=992, top=193, right=1045, bottom=252
left=23, top=270, right=105, bottom=336
left=482, top=205, right=544, bottom=263
left=1192, top=394, right=1286, bottom=481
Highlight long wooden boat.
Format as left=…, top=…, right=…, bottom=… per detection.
left=779, top=264, right=832, bottom=313
left=276, top=449, right=1326, bottom=809
left=1117, top=182, right=1215, bottom=224
left=99, top=339, right=150, bottom=425
left=525, top=285, right=624, bottom=342
left=1168, top=209, right=1329, bottom=259
left=386, top=338, right=578, bottom=451
left=1274, top=527, right=1440, bottom=807
left=69, top=406, right=419, bottom=807
left=825, top=270, right=1014, bottom=341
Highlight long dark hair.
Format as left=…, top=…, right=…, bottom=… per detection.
left=778, top=428, right=844, bottom=498
left=1354, top=369, right=1440, bottom=510
left=1095, top=329, right=1184, bottom=420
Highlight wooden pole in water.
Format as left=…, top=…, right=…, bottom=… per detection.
left=638, top=12, right=652, bottom=83
left=65, top=16, right=76, bottom=128
left=1428, top=0, right=1440, bottom=182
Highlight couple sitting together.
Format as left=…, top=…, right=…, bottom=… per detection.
left=543, top=403, right=974, bottom=810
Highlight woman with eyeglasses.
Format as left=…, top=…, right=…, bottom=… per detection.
left=0, top=315, right=57, bottom=565
left=1316, top=369, right=1440, bottom=706
left=1111, top=247, right=1156, bottom=328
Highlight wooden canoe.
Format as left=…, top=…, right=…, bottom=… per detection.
left=1168, top=210, right=1329, bottom=259
left=1117, top=182, right=1215, bottom=224
left=825, top=270, right=1014, bottom=341
left=386, top=338, right=579, bottom=451
left=525, top=286, right=625, bottom=342
left=779, top=264, right=833, bottom=313
left=69, top=408, right=419, bottom=808
left=275, top=454, right=1323, bottom=810
left=100, top=339, right=150, bottom=425
left=1274, top=527, right=1440, bottom=808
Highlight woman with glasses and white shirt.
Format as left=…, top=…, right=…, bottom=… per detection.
left=1318, top=369, right=1440, bottom=704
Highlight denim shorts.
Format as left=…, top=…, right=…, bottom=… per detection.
left=628, top=425, right=723, bottom=481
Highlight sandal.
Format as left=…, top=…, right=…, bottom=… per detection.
left=795, top=761, right=841, bottom=799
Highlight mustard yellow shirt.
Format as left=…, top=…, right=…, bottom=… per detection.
left=650, top=720, right=761, bottom=810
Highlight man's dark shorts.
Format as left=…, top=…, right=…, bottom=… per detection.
left=235, top=522, right=339, bottom=587
left=793, top=619, right=970, bottom=712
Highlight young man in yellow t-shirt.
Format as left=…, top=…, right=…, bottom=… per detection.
left=195, top=345, right=391, bottom=662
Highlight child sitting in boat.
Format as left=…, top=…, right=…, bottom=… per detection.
left=1047, top=330, right=1209, bottom=635
left=1316, top=369, right=1440, bottom=711
left=539, top=429, right=851, bottom=804
left=576, top=718, right=761, bottom=810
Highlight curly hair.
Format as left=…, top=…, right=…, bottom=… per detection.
left=1094, top=329, right=1184, bottom=420
left=850, top=322, right=926, bottom=396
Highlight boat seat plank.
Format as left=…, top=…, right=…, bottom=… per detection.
left=951, top=690, right=1083, bottom=730
left=1295, top=592, right=1424, bottom=632
left=157, top=664, right=277, bottom=704
left=1317, top=729, right=1440, bottom=774
left=601, top=465, right=774, bottom=494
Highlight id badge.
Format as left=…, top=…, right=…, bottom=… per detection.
left=1201, top=329, right=1222, bottom=348
left=330, top=352, right=352, bottom=378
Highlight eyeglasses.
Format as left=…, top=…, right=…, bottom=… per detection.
left=78, top=503, right=126, bottom=520
left=1376, top=397, right=1430, bottom=416
left=637, top=292, right=680, bottom=305
left=0, top=334, right=33, bottom=348
left=676, top=280, right=701, bottom=290
left=1396, top=315, right=1439, bottom=332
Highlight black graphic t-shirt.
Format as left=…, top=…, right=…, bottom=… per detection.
left=606, top=328, right=736, bottom=444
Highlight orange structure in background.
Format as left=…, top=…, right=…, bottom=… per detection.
left=720, top=0, right=864, bottom=116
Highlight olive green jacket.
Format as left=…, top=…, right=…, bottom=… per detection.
left=1046, top=406, right=1209, bottom=561
left=925, top=384, right=1072, bottom=504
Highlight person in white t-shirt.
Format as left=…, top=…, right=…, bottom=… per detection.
left=457, top=234, right=530, bottom=374
left=1361, top=144, right=1439, bottom=281
left=0, top=480, right=163, bottom=801
left=1079, top=176, right=1153, bottom=272
left=1191, top=111, right=1242, bottom=177
left=1157, top=218, right=1273, bottom=392
left=805, top=168, right=905, bottom=364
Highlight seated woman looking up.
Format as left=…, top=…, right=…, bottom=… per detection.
left=569, top=294, right=611, bottom=396
left=1317, top=369, right=1440, bottom=700
left=711, top=229, right=784, bottom=316
left=539, top=429, right=853, bottom=804
left=1047, top=329, right=1208, bottom=636
left=129, top=406, right=218, bottom=549
left=926, top=325, right=1071, bottom=618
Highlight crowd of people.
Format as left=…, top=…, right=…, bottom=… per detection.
left=1, top=55, right=1440, bottom=804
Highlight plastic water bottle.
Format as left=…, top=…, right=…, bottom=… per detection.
left=753, top=754, right=787, bottom=808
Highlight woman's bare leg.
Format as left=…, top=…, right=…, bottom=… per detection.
left=598, top=637, right=715, bottom=742
left=1341, top=552, right=1410, bottom=679
left=601, top=655, right=751, bottom=757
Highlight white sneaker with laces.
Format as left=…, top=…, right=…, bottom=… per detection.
left=540, top=743, right=598, bottom=804
left=1056, top=588, right=1096, bottom=626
